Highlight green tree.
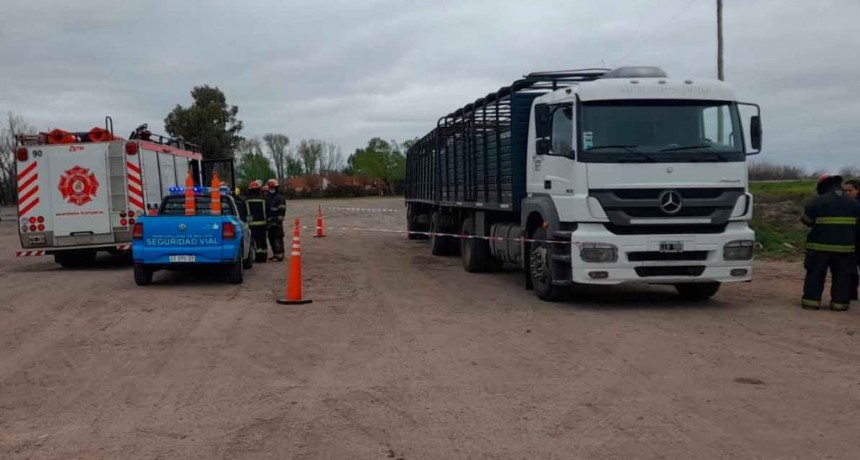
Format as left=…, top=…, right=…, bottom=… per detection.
left=236, top=139, right=276, bottom=187
left=352, top=137, right=407, bottom=192
left=164, top=85, right=244, bottom=160
left=263, top=133, right=289, bottom=179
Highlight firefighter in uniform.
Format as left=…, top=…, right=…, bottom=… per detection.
left=801, top=174, right=860, bottom=311
left=244, top=180, right=270, bottom=263
left=266, top=179, right=287, bottom=261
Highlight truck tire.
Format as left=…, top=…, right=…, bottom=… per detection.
left=226, top=257, right=244, bottom=284
left=460, top=217, right=489, bottom=272
left=675, top=282, right=720, bottom=301
left=529, top=228, right=568, bottom=301
left=430, top=212, right=455, bottom=256
left=133, top=263, right=153, bottom=286
left=407, top=205, right=429, bottom=240
left=243, top=240, right=255, bottom=270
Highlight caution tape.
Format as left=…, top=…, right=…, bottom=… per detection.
left=325, top=207, right=399, bottom=213
left=298, top=225, right=572, bottom=245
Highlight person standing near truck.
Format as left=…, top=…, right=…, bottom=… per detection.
left=841, top=180, right=860, bottom=300
left=266, top=179, right=286, bottom=262
left=801, top=174, right=860, bottom=311
left=244, top=180, right=270, bottom=263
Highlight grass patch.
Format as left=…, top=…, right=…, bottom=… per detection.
left=750, top=181, right=814, bottom=258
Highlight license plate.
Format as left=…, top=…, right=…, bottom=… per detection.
left=659, top=241, right=684, bottom=253
left=169, top=255, right=196, bottom=263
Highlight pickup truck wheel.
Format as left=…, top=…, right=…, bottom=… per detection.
left=461, top=217, right=489, bottom=272
left=133, top=263, right=153, bottom=286
left=226, top=257, right=244, bottom=284
left=529, top=228, right=567, bottom=302
left=243, top=241, right=254, bottom=270
left=675, top=282, right=720, bottom=301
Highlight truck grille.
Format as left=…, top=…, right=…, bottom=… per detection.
left=635, top=266, right=706, bottom=277
left=590, top=188, right=744, bottom=227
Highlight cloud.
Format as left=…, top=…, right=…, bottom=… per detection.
left=1, top=0, right=858, bottom=170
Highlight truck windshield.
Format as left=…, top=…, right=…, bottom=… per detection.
left=160, top=196, right=237, bottom=216
left=579, top=100, right=744, bottom=163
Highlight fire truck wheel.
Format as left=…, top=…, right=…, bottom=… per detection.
left=133, top=263, right=153, bottom=286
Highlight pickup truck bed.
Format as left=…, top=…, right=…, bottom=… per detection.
left=132, top=192, right=253, bottom=285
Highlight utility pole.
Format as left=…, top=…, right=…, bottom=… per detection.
left=717, top=0, right=724, bottom=81
left=716, top=0, right=725, bottom=142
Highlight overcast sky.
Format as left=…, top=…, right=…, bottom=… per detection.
left=1, top=0, right=857, bottom=170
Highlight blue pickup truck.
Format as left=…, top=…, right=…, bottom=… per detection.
left=132, top=187, right=254, bottom=286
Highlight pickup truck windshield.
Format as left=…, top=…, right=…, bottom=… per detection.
left=160, top=196, right=238, bottom=216
left=579, top=100, right=744, bottom=163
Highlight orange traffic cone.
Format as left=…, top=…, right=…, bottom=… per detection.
left=210, top=171, right=222, bottom=215
left=184, top=169, right=195, bottom=216
left=314, top=205, right=326, bottom=238
left=278, top=219, right=312, bottom=305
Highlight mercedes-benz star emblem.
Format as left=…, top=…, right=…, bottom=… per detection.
left=178, top=223, right=187, bottom=231
left=658, top=190, right=683, bottom=215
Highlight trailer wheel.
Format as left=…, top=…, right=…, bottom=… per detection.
left=675, top=282, right=720, bottom=301
left=226, top=257, right=244, bottom=284
left=133, top=263, right=153, bottom=286
left=430, top=212, right=455, bottom=256
left=461, top=217, right=489, bottom=272
left=529, top=228, right=567, bottom=301
left=407, top=205, right=429, bottom=240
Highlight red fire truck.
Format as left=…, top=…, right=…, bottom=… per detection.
left=15, top=119, right=205, bottom=267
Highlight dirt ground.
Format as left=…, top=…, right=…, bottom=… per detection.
left=1, top=197, right=859, bottom=459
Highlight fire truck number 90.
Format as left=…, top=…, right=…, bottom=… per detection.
left=31, top=150, right=43, bottom=158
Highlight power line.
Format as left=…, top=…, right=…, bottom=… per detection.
left=615, top=0, right=704, bottom=65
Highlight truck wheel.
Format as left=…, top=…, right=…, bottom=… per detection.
left=243, top=241, right=255, bottom=270
left=461, top=217, right=489, bottom=272
left=529, top=228, right=567, bottom=302
left=675, top=282, right=720, bottom=301
left=133, top=263, right=153, bottom=286
left=226, top=257, right=244, bottom=284
left=407, top=206, right=429, bottom=240
left=430, top=212, right=455, bottom=256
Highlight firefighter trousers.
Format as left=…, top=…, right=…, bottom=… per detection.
left=268, top=223, right=285, bottom=259
left=250, top=227, right=268, bottom=259
left=802, top=250, right=854, bottom=309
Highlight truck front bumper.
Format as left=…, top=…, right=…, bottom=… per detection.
left=568, top=222, right=754, bottom=285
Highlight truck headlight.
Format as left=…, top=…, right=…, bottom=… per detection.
left=723, top=240, right=754, bottom=260
left=580, top=243, right=618, bottom=263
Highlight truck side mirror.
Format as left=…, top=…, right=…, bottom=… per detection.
left=750, top=115, right=762, bottom=152
left=536, top=139, right=551, bottom=155
left=534, top=103, right=551, bottom=139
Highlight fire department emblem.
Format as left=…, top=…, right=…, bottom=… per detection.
left=58, top=166, right=99, bottom=206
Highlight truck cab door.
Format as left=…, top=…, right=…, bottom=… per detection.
left=527, top=102, right=577, bottom=197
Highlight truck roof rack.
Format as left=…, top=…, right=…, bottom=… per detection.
left=440, top=68, right=610, bottom=123
left=128, top=123, right=202, bottom=154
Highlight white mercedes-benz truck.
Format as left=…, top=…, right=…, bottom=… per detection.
left=405, top=67, right=762, bottom=301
